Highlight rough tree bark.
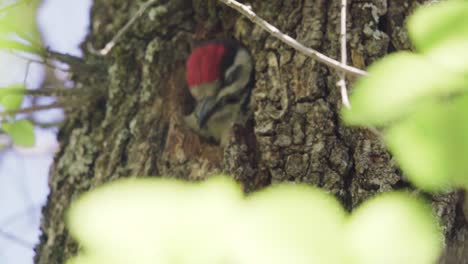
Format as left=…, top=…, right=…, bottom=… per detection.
left=34, top=0, right=468, bottom=263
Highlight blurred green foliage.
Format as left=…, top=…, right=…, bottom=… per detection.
left=0, top=0, right=42, bottom=52
left=0, top=84, right=34, bottom=147
left=0, top=0, right=42, bottom=147
left=343, top=0, right=468, bottom=191
left=66, top=176, right=442, bottom=264
left=386, top=95, right=468, bottom=190
left=0, top=84, right=24, bottom=111
left=1, top=118, right=34, bottom=146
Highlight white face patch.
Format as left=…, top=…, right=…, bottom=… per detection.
left=216, top=48, right=253, bottom=100
left=189, top=80, right=220, bottom=102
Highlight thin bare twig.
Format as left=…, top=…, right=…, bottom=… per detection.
left=338, top=0, right=351, bottom=108
left=23, top=88, right=80, bottom=97
left=217, top=0, right=368, bottom=77
left=0, top=102, right=63, bottom=117
left=45, top=48, right=88, bottom=66
left=88, top=0, right=160, bottom=56
left=13, top=51, right=70, bottom=72
left=0, top=39, right=90, bottom=67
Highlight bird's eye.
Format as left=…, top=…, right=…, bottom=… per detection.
left=224, top=65, right=241, bottom=86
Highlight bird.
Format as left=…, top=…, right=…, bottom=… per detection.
left=184, top=39, right=255, bottom=146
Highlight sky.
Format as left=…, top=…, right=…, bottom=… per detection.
left=0, top=0, right=92, bottom=263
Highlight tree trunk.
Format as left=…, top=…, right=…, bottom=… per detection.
left=34, top=0, right=467, bottom=263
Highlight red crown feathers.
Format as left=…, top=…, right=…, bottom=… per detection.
left=186, top=43, right=226, bottom=87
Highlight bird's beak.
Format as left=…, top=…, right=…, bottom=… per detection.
left=197, top=96, right=216, bottom=128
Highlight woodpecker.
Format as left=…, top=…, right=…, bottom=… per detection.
left=184, top=39, right=255, bottom=146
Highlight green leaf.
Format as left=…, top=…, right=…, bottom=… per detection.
left=240, top=184, right=347, bottom=264
left=66, top=176, right=347, bottom=264
left=346, top=192, right=442, bottom=264
left=408, top=1, right=468, bottom=76
left=2, top=119, right=35, bottom=147
left=67, top=176, right=245, bottom=264
left=0, top=84, right=25, bottom=111
left=66, top=255, right=109, bottom=264
left=0, top=84, right=25, bottom=94
left=0, top=0, right=41, bottom=43
left=0, top=93, right=24, bottom=111
left=0, top=38, right=43, bottom=54
left=0, top=0, right=42, bottom=55
left=426, top=39, right=468, bottom=75
left=408, top=1, right=468, bottom=53
left=342, top=52, right=467, bottom=126
left=66, top=177, right=442, bottom=264
left=385, top=95, right=468, bottom=191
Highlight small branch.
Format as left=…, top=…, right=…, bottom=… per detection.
left=88, top=0, right=160, bottom=56
left=24, top=88, right=82, bottom=97
left=0, top=102, right=63, bottom=117
left=45, top=49, right=88, bottom=66
left=217, top=0, right=368, bottom=77
left=338, top=79, right=351, bottom=107
left=0, top=39, right=91, bottom=68
left=338, top=0, right=351, bottom=108
left=13, top=51, right=70, bottom=72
